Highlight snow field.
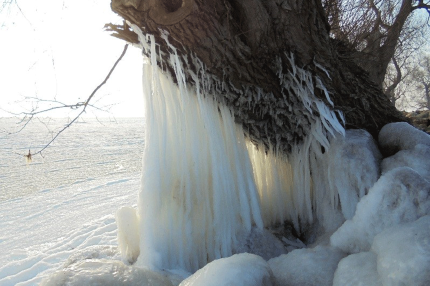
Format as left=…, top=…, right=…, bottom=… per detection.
left=0, top=176, right=139, bottom=285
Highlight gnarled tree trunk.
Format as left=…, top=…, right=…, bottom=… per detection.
left=110, top=0, right=404, bottom=153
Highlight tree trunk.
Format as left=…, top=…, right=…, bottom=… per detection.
left=110, top=0, right=404, bottom=153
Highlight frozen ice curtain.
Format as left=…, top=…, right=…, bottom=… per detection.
left=120, top=26, right=353, bottom=272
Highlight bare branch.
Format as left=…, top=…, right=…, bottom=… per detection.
left=385, top=57, right=402, bottom=100
left=18, top=43, right=129, bottom=159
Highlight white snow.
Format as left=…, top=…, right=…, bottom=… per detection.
left=381, top=143, right=430, bottom=181
left=371, top=215, right=430, bottom=286
left=378, top=122, right=430, bottom=155
left=0, top=176, right=139, bottom=286
left=268, top=245, right=346, bottom=286
left=41, top=260, right=176, bottom=286
left=333, top=252, right=381, bottom=286
left=179, top=253, right=276, bottom=286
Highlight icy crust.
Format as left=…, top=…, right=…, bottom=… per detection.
left=41, top=260, right=176, bottom=286
left=268, top=245, right=345, bottom=286
left=331, top=167, right=430, bottom=253
left=378, top=122, right=430, bottom=156
left=381, top=144, right=430, bottom=182
left=179, top=253, right=276, bottom=286
left=334, top=216, right=430, bottom=286
left=372, top=215, right=430, bottom=286
left=333, top=252, right=381, bottom=286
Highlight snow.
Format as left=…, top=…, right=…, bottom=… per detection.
left=179, top=253, right=276, bottom=286
left=333, top=252, right=381, bottom=286
left=268, top=245, right=346, bottom=286
left=41, top=260, right=176, bottom=286
left=371, top=215, right=430, bottom=286
left=378, top=122, right=430, bottom=156
left=381, top=143, right=430, bottom=181
left=0, top=176, right=139, bottom=286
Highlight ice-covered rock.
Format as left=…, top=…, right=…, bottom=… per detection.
left=179, top=253, right=276, bottom=286
left=268, top=245, right=345, bottom=286
left=333, top=252, right=381, bottom=286
left=372, top=215, right=430, bottom=286
left=324, top=129, right=381, bottom=220
left=235, top=228, right=288, bottom=260
left=330, top=167, right=430, bottom=253
left=378, top=122, right=430, bottom=156
left=40, top=260, right=174, bottom=286
left=306, top=129, right=382, bottom=236
left=381, top=144, right=430, bottom=182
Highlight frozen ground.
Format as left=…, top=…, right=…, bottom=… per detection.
left=0, top=118, right=143, bottom=285
left=0, top=176, right=139, bottom=285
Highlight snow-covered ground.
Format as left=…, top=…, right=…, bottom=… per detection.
left=0, top=176, right=139, bottom=285
left=0, top=118, right=143, bottom=285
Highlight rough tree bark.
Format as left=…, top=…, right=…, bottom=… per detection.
left=109, top=0, right=404, bottom=153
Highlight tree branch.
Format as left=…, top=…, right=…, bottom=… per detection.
left=19, top=43, right=129, bottom=160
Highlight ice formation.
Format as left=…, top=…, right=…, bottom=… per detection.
left=333, top=252, right=381, bottom=286
left=371, top=215, right=430, bottom=285
left=378, top=122, right=430, bottom=156
left=118, top=24, right=364, bottom=272
left=330, top=167, right=430, bottom=253
left=179, top=253, right=276, bottom=286
left=268, top=245, right=346, bottom=286
left=381, top=144, right=430, bottom=181
left=116, top=206, right=140, bottom=264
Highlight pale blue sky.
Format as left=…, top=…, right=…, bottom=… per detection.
left=0, top=0, right=144, bottom=118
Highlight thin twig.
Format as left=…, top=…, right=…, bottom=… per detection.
left=23, top=43, right=129, bottom=158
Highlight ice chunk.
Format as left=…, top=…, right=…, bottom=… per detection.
left=116, top=207, right=140, bottom=264
left=331, top=167, right=430, bottom=253
left=382, top=144, right=430, bottom=182
left=179, top=253, right=276, bottom=286
left=268, top=245, right=345, bottom=286
left=372, top=215, right=430, bottom=286
left=333, top=252, right=381, bottom=286
left=378, top=122, right=430, bottom=156
left=40, top=260, right=174, bottom=286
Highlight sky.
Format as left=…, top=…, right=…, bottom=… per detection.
left=0, top=0, right=145, bottom=118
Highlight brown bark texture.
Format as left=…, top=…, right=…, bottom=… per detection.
left=110, top=0, right=405, bottom=153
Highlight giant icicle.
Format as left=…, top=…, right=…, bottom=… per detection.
left=117, top=26, right=368, bottom=272
left=135, top=29, right=263, bottom=272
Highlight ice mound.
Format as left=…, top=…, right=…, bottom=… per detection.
left=333, top=252, right=381, bottom=286
left=330, top=167, right=430, bottom=253
left=381, top=144, right=430, bottom=182
left=372, top=215, right=430, bottom=286
left=179, top=253, right=276, bottom=286
left=268, top=245, right=345, bottom=286
left=378, top=122, right=430, bottom=156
